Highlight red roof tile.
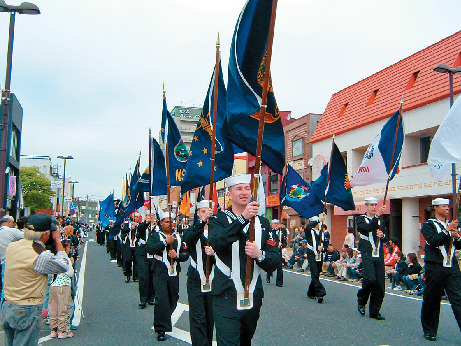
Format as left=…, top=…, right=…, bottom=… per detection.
left=310, top=31, right=461, bottom=143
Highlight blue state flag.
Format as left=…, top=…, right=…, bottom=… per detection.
left=99, top=193, right=115, bottom=227
left=167, top=107, right=189, bottom=186
left=182, top=60, right=234, bottom=193
left=224, top=0, right=285, bottom=174
left=311, top=143, right=355, bottom=211
left=135, top=168, right=150, bottom=195
left=152, top=137, right=168, bottom=196
left=161, top=95, right=168, bottom=143
left=280, top=165, right=324, bottom=219
left=125, top=158, right=144, bottom=216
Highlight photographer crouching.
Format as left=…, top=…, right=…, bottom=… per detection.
left=2, top=214, right=69, bottom=345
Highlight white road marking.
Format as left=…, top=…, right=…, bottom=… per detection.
left=38, top=335, right=53, bottom=344
left=283, top=269, right=450, bottom=305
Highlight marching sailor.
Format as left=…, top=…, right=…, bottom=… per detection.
left=183, top=200, right=216, bottom=346
left=304, top=215, right=327, bottom=303
left=146, top=209, right=189, bottom=342
left=208, top=174, right=279, bottom=345
left=266, top=219, right=283, bottom=287
left=135, top=213, right=156, bottom=309
left=121, top=218, right=138, bottom=283
left=356, top=197, right=387, bottom=320
left=420, top=197, right=461, bottom=341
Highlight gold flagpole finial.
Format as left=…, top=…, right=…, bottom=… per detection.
left=400, top=95, right=404, bottom=104
left=333, top=133, right=336, bottom=139
left=216, top=32, right=220, bottom=47
left=163, top=82, right=165, bottom=98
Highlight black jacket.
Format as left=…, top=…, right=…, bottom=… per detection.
left=356, top=214, right=387, bottom=258
left=208, top=208, right=279, bottom=297
left=421, top=218, right=461, bottom=266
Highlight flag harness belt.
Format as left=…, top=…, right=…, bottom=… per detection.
left=427, top=219, right=455, bottom=268
left=189, top=230, right=214, bottom=292
left=154, top=231, right=182, bottom=276
left=359, top=216, right=381, bottom=258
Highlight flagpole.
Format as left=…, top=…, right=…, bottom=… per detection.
left=149, top=128, right=153, bottom=231
left=383, top=97, right=404, bottom=204
left=245, top=0, right=278, bottom=300
left=323, top=134, right=336, bottom=215
left=164, top=86, right=174, bottom=270
left=204, top=33, right=221, bottom=287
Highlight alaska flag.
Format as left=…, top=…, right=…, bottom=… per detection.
left=311, top=143, right=355, bottom=211
left=349, top=109, right=404, bottom=187
left=280, top=165, right=324, bottom=219
left=182, top=60, right=234, bottom=192
left=167, top=109, right=189, bottom=186
left=224, top=0, right=285, bottom=174
left=152, top=137, right=167, bottom=195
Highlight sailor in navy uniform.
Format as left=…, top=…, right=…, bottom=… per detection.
left=208, top=174, right=279, bottom=346
left=356, top=197, right=387, bottom=320
left=304, top=215, right=327, bottom=303
left=183, top=200, right=216, bottom=346
left=135, top=213, right=156, bottom=308
left=420, top=197, right=461, bottom=341
left=146, top=209, right=189, bottom=342
left=121, top=218, right=138, bottom=283
left=266, top=219, right=283, bottom=287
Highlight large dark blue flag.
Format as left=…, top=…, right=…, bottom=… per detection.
left=224, top=0, right=285, bottom=174
left=182, top=60, right=234, bottom=193
left=311, top=143, right=355, bottom=211
left=99, top=193, right=115, bottom=228
left=125, top=158, right=144, bottom=216
left=161, top=94, right=168, bottom=143
left=167, top=107, right=189, bottom=186
left=135, top=168, right=150, bottom=195
left=152, top=137, right=167, bottom=196
left=280, top=165, right=324, bottom=219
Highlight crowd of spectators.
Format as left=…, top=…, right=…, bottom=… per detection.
left=0, top=210, right=87, bottom=345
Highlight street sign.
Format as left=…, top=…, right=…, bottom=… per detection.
left=50, top=181, right=62, bottom=189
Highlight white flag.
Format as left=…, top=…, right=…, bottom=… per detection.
left=428, top=96, right=461, bottom=180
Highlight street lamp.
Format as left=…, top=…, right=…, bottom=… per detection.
left=0, top=0, right=40, bottom=209
left=69, top=180, right=78, bottom=201
left=433, top=63, right=461, bottom=212
left=57, top=155, right=73, bottom=217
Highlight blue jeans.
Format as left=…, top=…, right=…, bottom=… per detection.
left=2, top=300, right=42, bottom=346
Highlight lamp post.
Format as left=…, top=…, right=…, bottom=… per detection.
left=69, top=180, right=78, bottom=220
left=57, top=155, right=73, bottom=217
left=433, top=63, right=461, bottom=213
left=0, top=1, right=40, bottom=210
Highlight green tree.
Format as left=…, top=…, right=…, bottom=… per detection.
left=20, top=166, right=55, bottom=213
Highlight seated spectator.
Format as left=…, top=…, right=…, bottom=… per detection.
left=290, top=227, right=304, bottom=251
left=385, top=237, right=400, bottom=269
left=401, top=252, right=422, bottom=291
left=409, top=265, right=426, bottom=296
left=322, top=244, right=340, bottom=276
left=287, top=241, right=307, bottom=269
left=344, top=227, right=355, bottom=248
left=387, top=252, right=406, bottom=289
left=346, top=248, right=360, bottom=281
left=333, top=245, right=349, bottom=280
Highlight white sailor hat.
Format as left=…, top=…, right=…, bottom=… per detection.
left=195, top=200, right=215, bottom=209
left=157, top=207, right=176, bottom=221
left=309, top=216, right=320, bottom=222
left=271, top=219, right=280, bottom=224
left=432, top=198, right=450, bottom=206
left=224, top=174, right=251, bottom=187
left=364, top=197, right=379, bottom=205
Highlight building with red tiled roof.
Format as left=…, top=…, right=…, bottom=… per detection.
left=310, top=31, right=461, bottom=254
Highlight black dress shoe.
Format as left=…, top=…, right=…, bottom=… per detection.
left=266, top=278, right=270, bottom=283
left=139, top=303, right=146, bottom=309
left=157, top=331, right=166, bottom=341
left=307, top=295, right=316, bottom=299
left=133, top=278, right=138, bottom=282
left=357, top=305, right=365, bottom=316
left=148, top=300, right=156, bottom=305
left=423, top=333, right=437, bottom=341
left=276, top=284, right=283, bottom=287
left=125, top=276, right=131, bottom=283
left=370, top=313, right=385, bottom=320
left=317, top=297, right=324, bottom=304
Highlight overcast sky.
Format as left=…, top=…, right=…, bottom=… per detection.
left=0, top=0, right=459, bottom=200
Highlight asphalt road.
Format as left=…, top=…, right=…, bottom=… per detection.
left=38, top=237, right=461, bottom=345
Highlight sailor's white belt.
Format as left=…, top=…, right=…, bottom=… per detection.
left=154, top=254, right=163, bottom=261
left=190, top=257, right=198, bottom=270
left=215, top=255, right=231, bottom=277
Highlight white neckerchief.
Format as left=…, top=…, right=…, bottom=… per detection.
left=157, top=231, right=182, bottom=270
left=215, top=211, right=262, bottom=296
left=364, top=215, right=380, bottom=257
left=429, top=218, right=454, bottom=268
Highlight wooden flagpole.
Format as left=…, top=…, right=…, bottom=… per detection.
left=163, top=85, right=174, bottom=270
left=322, top=134, right=336, bottom=215
left=205, top=33, right=221, bottom=287
left=149, top=128, right=153, bottom=232
left=244, top=0, right=278, bottom=300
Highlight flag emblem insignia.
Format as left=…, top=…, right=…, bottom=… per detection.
left=174, top=140, right=189, bottom=162
left=197, top=113, right=223, bottom=153
left=286, top=184, right=310, bottom=202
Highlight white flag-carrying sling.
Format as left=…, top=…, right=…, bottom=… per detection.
left=349, top=110, right=404, bottom=187
left=428, top=95, right=461, bottom=180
